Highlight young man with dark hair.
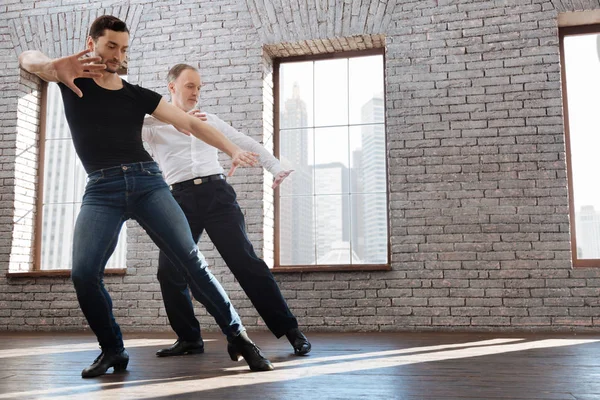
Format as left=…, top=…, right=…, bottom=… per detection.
left=19, top=15, right=273, bottom=378
left=143, top=64, right=311, bottom=359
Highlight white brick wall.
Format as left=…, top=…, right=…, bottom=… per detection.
left=2, top=0, right=600, bottom=333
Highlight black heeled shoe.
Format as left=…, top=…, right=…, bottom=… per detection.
left=286, top=328, right=311, bottom=355
left=81, top=348, right=129, bottom=378
left=227, top=331, right=274, bottom=371
left=156, top=339, right=204, bottom=357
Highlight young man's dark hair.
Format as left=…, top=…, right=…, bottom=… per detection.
left=88, top=15, right=129, bottom=40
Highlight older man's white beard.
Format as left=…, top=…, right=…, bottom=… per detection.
left=181, top=99, right=197, bottom=112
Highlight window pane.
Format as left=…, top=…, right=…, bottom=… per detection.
left=279, top=61, right=313, bottom=129
left=314, top=58, right=348, bottom=127
left=40, top=203, right=76, bottom=270
left=351, top=193, right=388, bottom=264
left=315, top=195, right=353, bottom=264
left=349, top=55, right=385, bottom=125
left=279, top=196, right=315, bottom=265
left=314, top=126, right=349, bottom=195
left=279, top=128, right=314, bottom=197
left=314, top=163, right=350, bottom=196
left=564, top=33, right=600, bottom=260
left=45, top=83, right=71, bottom=139
left=349, top=124, right=387, bottom=194
left=42, top=139, right=84, bottom=204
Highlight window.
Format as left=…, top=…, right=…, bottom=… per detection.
left=274, top=50, right=388, bottom=270
left=35, top=81, right=126, bottom=270
left=561, top=25, right=600, bottom=267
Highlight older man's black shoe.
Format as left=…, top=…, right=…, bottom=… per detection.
left=286, top=328, right=311, bottom=355
left=156, top=339, right=204, bottom=357
left=81, top=348, right=129, bottom=378
left=228, top=331, right=274, bottom=371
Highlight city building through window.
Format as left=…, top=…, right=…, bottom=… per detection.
left=274, top=51, right=388, bottom=269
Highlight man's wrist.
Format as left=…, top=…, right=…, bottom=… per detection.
left=228, top=145, right=242, bottom=159
left=272, top=165, right=285, bottom=176
left=45, top=59, right=58, bottom=80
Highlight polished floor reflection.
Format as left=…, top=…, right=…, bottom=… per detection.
left=0, top=331, right=599, bottom=399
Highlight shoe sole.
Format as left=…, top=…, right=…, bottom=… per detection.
left=249, top=364, right=275, bottom=372
left=156, top=348, right=205, bottom=357
left=81, top=359, right=129, bottom=378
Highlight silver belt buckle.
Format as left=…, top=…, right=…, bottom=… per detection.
left=193, top=178, right=203, bottom=185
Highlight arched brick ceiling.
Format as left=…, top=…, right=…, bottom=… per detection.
left=245, top=0, right=399, bottom=44
left=552, top=0, right=600, bottom=12
left=9, top=5, right=144, bottom=59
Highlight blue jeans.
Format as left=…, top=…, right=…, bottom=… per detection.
left=70, top=162, right=243, bottom=352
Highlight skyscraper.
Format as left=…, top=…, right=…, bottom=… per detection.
left=351, top=148, right=365, bottom=262
left=279, top=82, right=315, bottom=265
left=314, top=162, right=351, bottom=263
left=359, top=94, right=387, bottom=264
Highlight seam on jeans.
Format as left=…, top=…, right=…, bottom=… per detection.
left=96, top=216, right=125, bottom=274
left=135, top=212, right=238, bottom=335
left=98, top=215, right=126, bottom=345
left=78, top=212, right=125, bottom=351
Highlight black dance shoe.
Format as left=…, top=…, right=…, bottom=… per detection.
left=156, top=339, right=205, bottom=357
left=286, top=328, right=311, bottom=355
left=81, top=348, right=129, bottom=378
left=227, top=331, right=274, bottom=371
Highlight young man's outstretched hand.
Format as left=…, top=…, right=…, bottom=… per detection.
left=53, top=49, right=106, bottom=97
left=19, top=49, right=106, bottom=98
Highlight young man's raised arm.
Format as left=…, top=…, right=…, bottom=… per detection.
left=19, top=49, right=105, bottom=97
left=152, top=99, right=258, bottom=173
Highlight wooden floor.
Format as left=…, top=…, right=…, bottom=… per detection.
left=1, top=331, right=600, bottom=399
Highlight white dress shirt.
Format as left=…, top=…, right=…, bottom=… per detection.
left=142, top=113, right=284, bottom=185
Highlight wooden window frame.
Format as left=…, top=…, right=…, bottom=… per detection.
left=32, top=81, right=49, bottom=272
left=272, top=49, right=391, bottom=273
left=560, top=23, right=600, bottom=268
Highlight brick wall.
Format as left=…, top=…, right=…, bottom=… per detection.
left=2, top=0, right=600, bottom=333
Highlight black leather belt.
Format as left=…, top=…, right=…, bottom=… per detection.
left=169, top=174, right=226, bottom=191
